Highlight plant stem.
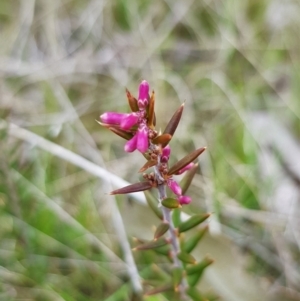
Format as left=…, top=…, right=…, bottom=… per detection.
left=157, top=183, right=190, bottom=301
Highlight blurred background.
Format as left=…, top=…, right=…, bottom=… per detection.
left=1, top=0, right=300, bottom=300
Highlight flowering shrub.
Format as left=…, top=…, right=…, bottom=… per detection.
left=99, top=80, right=213, bottom=300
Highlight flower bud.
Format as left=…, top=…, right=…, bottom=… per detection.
left=138, top=80, right=149, bottom=108
left=167, top=179, right=182, bottom=196
left=136, top=125, right=149, bottom=153
left=124, top=134, right=137, bottom=152
left=176, top=163, right=195, bottom=175
left=120, top=113, right=139, bottom=130
left=100, top=112, right=125, bottom=125
left=161, top=145, right=171, bottom=163
left=178, top=195, right=192, bottom=205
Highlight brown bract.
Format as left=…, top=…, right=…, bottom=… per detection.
left=126, top=88, right=139, bottom=112
left=152, top=133, right=172, bottom=148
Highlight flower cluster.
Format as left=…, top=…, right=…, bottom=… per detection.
left=99, top=80, right=206, bottom=206
left=100, top=80, right=154, bottom=153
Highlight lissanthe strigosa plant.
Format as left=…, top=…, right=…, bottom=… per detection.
left=99, top=80, right=214, bottom=301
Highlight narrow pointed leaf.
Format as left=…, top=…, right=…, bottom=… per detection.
left=154, top=244, right=171, bottom=256
left=172, top=267, right=183, bottom=290
left=139, top=160, right=157, bottom=173
left=134, top=237, right=168, bottom=250
left=147, top=90, right=155, bottom=128
left=126, top=88, right=139, bottom=112
left=163, top=103, right=185, bottom=136
left=96, top=120, right=134, bottom=140
left=144, top=191, right=163, bottom=220
left=110, top=181, right=152, bottom=195
left=108, top=127, right=133, bottom=140
left=168, top=147, right=206, bottom=176
left=180, top=163, right=199, bottom=195
left=144, top=284, right=173, bottom=296
left=134, top=238, right=170, bottom=256
left=188, top=272, right=206, bottom=288
left=162, top=198, right=181, bottom=209
left=154, top=222, right=170, bottom=240
left=177, top=252, right=196, bottom=264
left=186, top=287, right=205, bottom=301
left=96, top=120, right=120, bottom=129
left=184, top=226, right=209, bottom=253
left=152, top=133, right=172, bottom=148
left=187, top=257, right=214, bottom=287
left=172, top=208, right=181, bottom=227
left=178, top=213, right=210, bottom=233
left=187, top=257, right=214, bottom=275
left=151, top=264, right=172, bottom=282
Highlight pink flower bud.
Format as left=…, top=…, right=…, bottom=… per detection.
left=167, top=179, right=182, bottom=196
left=161, top=145, right=171, bottom=163
left=178, top=195, right=192, bottom=205
left=100, top=112, right=125, bottom=125
left=136, top=126, right=149, bottom=153
left=175, top=163, right=195, bottom=175
left=138, top=80, right=149, bottom=108
left=120, top=113, right=139, bottom=130
left=124, top=134, right=137, bottom=152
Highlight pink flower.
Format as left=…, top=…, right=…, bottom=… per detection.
left=161, top=145, right=171, bottom=163
left=124, top=134, right=138, bottom=153
left=136, top=125, right=149, bottom=153
left=175, top=163, right=194, bottom=175
left=138, top=80, right=149, bottom=108
left=124, top=125, right=149, bottom=153
left=120, top=113, right=139, bottom=130
left=100, top=112, right=125, bottom=124
left=100, top=112, right=139, bottom=130
left=178, top=195, right=192, bottom=205
left=167, top=179, right=182, bottom=196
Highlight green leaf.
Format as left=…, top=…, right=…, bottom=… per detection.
left=162, top=198, right=181, bottom=209
left=187, top=257, right=214, bottom=276
left=144, top=284, right=173, bottom=296
left=172, top=267, right=183, bottom=290
left=172, top=208, right=181, bottom=227
left=177, top=252, right=196, bottom=264
left=168, top=147, right=206, bottom=176
left=153, top=244, right=171, bottom=257
left=184, top=226, right=208, bottom=253
left=144, top=191, right=163, bottom=220
left=178, top=214, right=210, bottom=233
left=187, top=257, right=214, bottom=287
left=186, top=287, right=205, bottom=301
left=154, top=222, right=170, bottom=240
left=180, top=163, right=199, bottom=195
left=134, top=237, right=168, bottom=251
